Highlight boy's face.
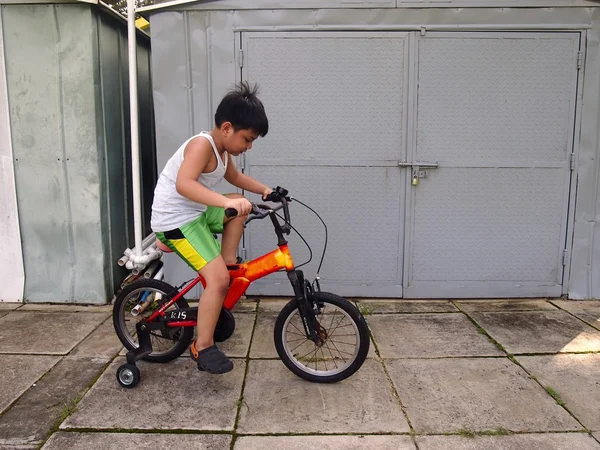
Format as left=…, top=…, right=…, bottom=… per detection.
left=222, top=123, right=259, bottom=156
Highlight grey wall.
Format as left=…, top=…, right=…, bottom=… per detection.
left=149, top=5, right=600, bottom=299
left=3, top=4, right=155, bottom=303
left=150, top=10, right=238, bottom=292
left=570, top=8, right=600, bottom=300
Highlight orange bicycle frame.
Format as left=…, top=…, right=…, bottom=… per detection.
left=145, top=244, right=295, bottom=326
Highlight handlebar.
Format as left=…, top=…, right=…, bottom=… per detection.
left=224, top=202, right=285, bottom=219
left=223, top=186, right=291, bottom=233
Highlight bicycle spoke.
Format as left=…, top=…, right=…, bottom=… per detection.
left=327, top=311, right=347, bottom=339
left=289, top=318, right=305, bottom=336
left=289, top=338, right=310, bottom=354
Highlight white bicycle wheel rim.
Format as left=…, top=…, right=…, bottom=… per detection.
left=280, top=302, right=361, bottom=377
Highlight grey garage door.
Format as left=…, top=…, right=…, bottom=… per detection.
left=241, top=31, right=409, bottom=297
left=404, top=32, right=580, bottom=298
left=240, top=31, right=580, bottom=299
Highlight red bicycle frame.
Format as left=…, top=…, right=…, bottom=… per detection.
left=144, top=243, right=296, bottom=327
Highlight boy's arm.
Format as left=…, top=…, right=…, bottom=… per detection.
left=224, top=154, right=272, bottom=199
left=175, top=138, right=229, bottom=208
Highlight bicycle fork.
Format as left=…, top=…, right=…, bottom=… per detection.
left=288, top=270, right=321, bottom=343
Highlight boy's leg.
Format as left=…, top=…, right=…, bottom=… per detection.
left=157, top=215, right=233, bottom=373
left=221, top=193, right=246, bottom=264
left=195, top=255, right=230, bottom=352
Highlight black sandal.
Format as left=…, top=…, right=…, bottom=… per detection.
left=190, top=342, right=233, bottom=374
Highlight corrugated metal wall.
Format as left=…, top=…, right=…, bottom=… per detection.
left=3, top=4, right=155, bottom=303
left=95, top=10, right=156, bottom=300
left=149, top=5, right=600, bottom=299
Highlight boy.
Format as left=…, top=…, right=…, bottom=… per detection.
left=151, top=82, right=272, bottom=374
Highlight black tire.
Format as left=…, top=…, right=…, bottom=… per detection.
left=113, top=278, right=194, bottom=363
left=116, top=363, right=140, bottom=388
left=273, top=292, right=370, bottom=383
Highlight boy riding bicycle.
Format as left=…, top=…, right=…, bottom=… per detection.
left=150, top=82, right=272, bottom=374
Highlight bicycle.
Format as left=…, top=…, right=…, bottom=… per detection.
left=112, top=187, right=370, bottom=388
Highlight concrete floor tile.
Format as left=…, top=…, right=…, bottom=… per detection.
left=217, top=313, right=255, bottom=358
left=234, top=435, right=416, bottom=450
left=0, top=303, right=22, bottom=310
left=455, top=299, right=556, bottom=313
left=552, top=300, right=600, bottom=330
left=470, top=311, right=600, bottom=354
left=70, top=317, right=124, bottom=358
left=0, top=356, right=111, bottom=448
left=0, top=355, right=60, bottom=414
left=0, top=312, right=108, bottom=355
left=386, top=358, right=581, bottom=434
left=517, top=354, right=600, bottom=431
left=42, top=432, right=232, bottom=450
left=249, top=313, right=278, bottom=358
left=417, top=433, right=600, bottom=450
left=19, top=304, right=112, bottom=314
left=62, top=357, right=244, bottom=431
left=357, top=300, right=457, bottom=314
left=231, top=299, right=258, bottom=313
left=258, top=298, right=292, bottom=313
left=237, top=359, right=409, bottom=434
left=369, top=314, right=502, bottom=358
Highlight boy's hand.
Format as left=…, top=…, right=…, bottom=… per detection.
left=224, top=197, right=252, bottom=216
left=262, top=188, right=273, bottom=201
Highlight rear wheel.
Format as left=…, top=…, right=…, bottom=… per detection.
left=113, top=278, right=194, bottom=363
left=273, top=292, right=370, bottom=383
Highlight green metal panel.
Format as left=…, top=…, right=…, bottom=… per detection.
left=4, top=4, right=105, bottom=302
left=4, top=4, right=155, bottom=303
left=94, top=9, right=154, bottom=297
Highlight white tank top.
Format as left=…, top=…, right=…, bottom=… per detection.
left=151, top=132, right=228, bottom=232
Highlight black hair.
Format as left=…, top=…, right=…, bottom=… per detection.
left=214, top=81, right=269, bottom=137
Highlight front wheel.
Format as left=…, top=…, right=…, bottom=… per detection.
left=274, top=292, right=370, bottom=383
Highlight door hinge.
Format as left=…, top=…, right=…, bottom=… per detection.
left=238, top=49, right=244, bottom=68
left=563, top=249, right=569, bottom=266
left=570, top=153, right=576, bottom=170
left=577, top=51, right=583, bottom=70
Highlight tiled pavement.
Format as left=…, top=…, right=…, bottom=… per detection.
left=1, top=298, right=600, bottom=449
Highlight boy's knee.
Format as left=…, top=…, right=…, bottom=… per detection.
left=206, top=270, right=230, bottom=292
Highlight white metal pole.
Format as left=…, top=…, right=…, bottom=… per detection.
left=127, top=0, right=143, bottom=258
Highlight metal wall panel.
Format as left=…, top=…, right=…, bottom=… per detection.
left=570, top=8, right=600, bottom=300
left=405, top=32, right=579, bottom=298
left=4, top=4, right=106, bottom=302
left=243, top=31, right=408, bottom=297
left=148, top=6, right=600, bottom=299
left=0, top=8, right=24, bottom=302
left=95, top=10, right=155, bottom=297
left=150, top=11, right=239, bottom=294
left=2, top=4, right=155, bottom=303
left=145, top=0, right=596, bottom=13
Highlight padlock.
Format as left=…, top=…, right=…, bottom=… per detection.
left=412, top=172, right=419, bottom=186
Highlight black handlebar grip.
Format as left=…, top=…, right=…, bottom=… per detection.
left=263, top=191, right=279, bottom=202
left=224, top=208, right=238, bottom=218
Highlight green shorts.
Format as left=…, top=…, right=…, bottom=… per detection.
left=155, top=206, right=225, bottom=272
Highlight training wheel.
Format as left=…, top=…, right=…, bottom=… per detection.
left=116, top=363, right=140, bottom=388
